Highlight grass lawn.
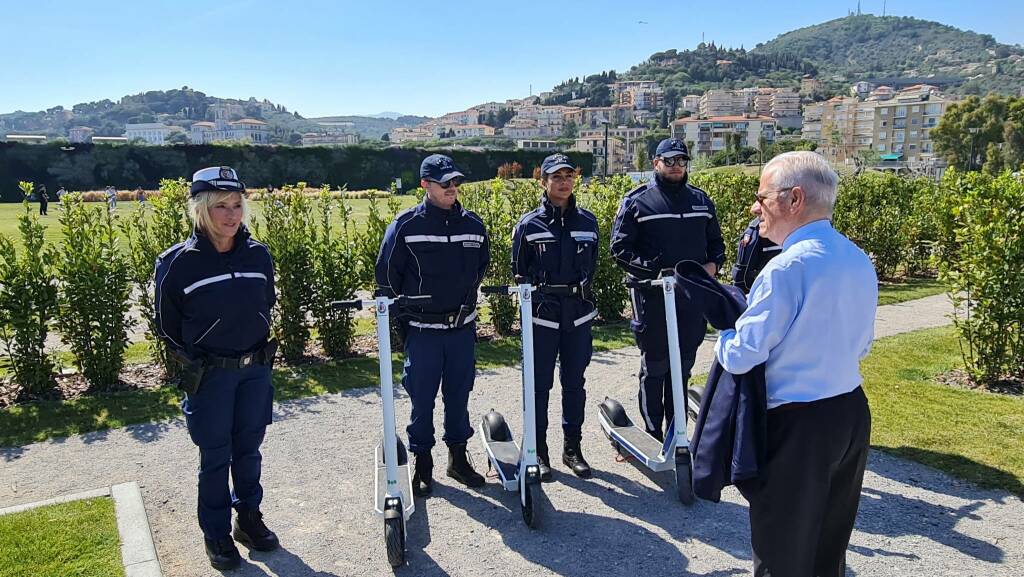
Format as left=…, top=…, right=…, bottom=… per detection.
left=0, top=497, right=123, bottom=577
left=877, top=277, right=946, bottom=305
left=862, top=326, right=1024, bottom=497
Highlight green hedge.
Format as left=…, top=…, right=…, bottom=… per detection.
left=0, top=142, right=593, bottom=201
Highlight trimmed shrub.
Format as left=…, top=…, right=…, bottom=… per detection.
left=936, top=169, right=1024, bottom=385
left=0, top=183, right=58, bottom=398
left=55, top=193, right=132, bottom=388
left=579, top=176, right=633, bottom=321
left=310, top=187, right=360, bottom=358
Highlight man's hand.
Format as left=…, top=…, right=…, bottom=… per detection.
left=703, top=262, right=718, bottom=278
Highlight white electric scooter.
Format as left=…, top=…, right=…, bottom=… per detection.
left=596, top=273, right=701, bottom=505
left=333, top=293, right=430, bottom=567
left=477, top=283, right=544, bottom=528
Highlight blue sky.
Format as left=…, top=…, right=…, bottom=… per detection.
left=2, top=0, right=1022, bottom=118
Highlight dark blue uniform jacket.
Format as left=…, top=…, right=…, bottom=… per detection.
left=611, top=174, right=726, bottom=281
left=154, top=226, right=276, bottom=358
left=511, top=194, right=599, bottom=331
left=375, top=199, right=489, bottom=323
left=731, top=217, right=781, bottom=293
left=674, top=260, right=767, bottom=503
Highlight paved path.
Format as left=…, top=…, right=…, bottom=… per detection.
left=4, top=293, right=1022, bottom=577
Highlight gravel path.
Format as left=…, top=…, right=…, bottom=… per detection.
left=4, top=293, right=1021, bottom=577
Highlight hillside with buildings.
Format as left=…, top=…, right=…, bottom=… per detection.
left=753, top=14, right=1024, bottom=96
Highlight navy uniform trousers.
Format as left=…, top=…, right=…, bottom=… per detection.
left=532, top=322, right=593, bottom=444
left=402, top=325, right=476, bottom=454
left=632, top=287, right=706, bottom=439
left=182, top=365, right=274, bottom=540
left=738, top=387, right=871, bottom=577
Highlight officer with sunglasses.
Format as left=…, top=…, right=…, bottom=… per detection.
left=510, top=153, right=598, bottom=481
left=155, top=166, right=280, bottom=570
left=611, top=138, right=725, bottom=441
left=375, top=154, right=489, bottom=497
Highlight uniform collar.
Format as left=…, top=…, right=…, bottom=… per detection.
left=654, top=172, right=689, bottom=195
left=189, top=224, right=252, bottom=254
left=542, top=193, right=577, bottom=220
left=421, top=197, right=463, bottom=221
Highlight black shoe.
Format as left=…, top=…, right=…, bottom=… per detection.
left=446, top=443, right=485, bottom=487
left=537, top=442, right=553, bottom=483
left=563, top=439, right=592, bottom=478
left=412, top=451, right=433, bottom=497
left=205, top=536, right=241, bottom=570
left=232, top=509, right=279, bottom=552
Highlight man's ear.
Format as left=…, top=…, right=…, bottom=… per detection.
left=789, top=185, right=805, bottom=213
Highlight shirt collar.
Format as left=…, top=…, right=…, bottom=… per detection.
left=781, top=219, right=832, bottom=251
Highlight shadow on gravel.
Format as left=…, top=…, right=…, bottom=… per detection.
left=879, top=446, right=1024, bottom=499
left=441, top=475, right=745, bottom=577
left=241, top=544, right=342, bottom=577
left=400, top=503, right=452, bottom=577
left=0, top=446, right=25, bottom=462
left=561, top=467, right=753, bottom=564
left=854, top=452, right=1008, bottom=563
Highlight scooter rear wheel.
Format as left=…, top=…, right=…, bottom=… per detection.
left=384, top=513, right=405, bottom=567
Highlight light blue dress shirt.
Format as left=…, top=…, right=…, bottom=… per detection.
left=715, top=219, right=877, bottom=409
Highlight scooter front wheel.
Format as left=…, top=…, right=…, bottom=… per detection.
left=675, top=451, right=695, bottom=505
left=384, top=511, right=405, bottom=567
left=522, top=482, right=542, bottom=528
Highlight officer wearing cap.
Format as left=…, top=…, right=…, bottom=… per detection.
left=375, top=154, right=489, bottom=496
left=511, top=153, right=598, bottom=481
left=611, top=138, right=725, bottom=441
left=731, top=216, right=781, bottom=294
left=155, top=166, right=280, bottom=570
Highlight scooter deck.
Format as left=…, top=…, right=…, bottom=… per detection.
left=374, top=443, right=414, bottom=518
left=609, top=423, right=675, bottom=472
left=483, top=437, right=521, bottom=491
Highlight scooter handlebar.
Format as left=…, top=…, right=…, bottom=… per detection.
left=481, top=285, right=510, bottom=295
left=331, top=299, right=364, bottom=310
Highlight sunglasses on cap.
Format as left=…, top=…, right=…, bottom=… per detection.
left=428, top=177, right=465, bottom=189
left=657, top=156, right=688, bottom=167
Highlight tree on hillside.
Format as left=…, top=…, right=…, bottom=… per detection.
left=562, top=120, right=578, bottom=139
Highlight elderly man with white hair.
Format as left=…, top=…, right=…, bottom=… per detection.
left=715, top=151, right=877, bottom=577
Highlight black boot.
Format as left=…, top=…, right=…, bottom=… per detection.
left=412, top=451, right=433, bottom=496
left=446, top=443, right=485, bottom=487
left=232, top=509, right=279, bottom=552
left=205, top=536, right=241, bottom=570
left=563, top=438, right=592, bottom=478
left=536, top=440, right=553, bottom=482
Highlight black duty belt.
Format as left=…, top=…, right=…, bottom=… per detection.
left=406, top=306, right=477, bottom=329
left=205, top=339, right=278, bottom=369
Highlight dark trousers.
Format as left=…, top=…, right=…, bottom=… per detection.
left=39, top=201, right=47, bottom=215
left=402, top=325, right=476, bottom=454
left=182, top=365, right=274, bottom=540
left=738, top=387, right=871, bottom=577
left=631, top=288, right=705, bottom=439
left=532, top=322, right=592, bottom=445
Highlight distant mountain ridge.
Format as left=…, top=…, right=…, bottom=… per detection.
left=0, top=88, right=431, bottom=141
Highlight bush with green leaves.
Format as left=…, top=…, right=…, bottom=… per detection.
left=936, top=169, right=1023, bottom=385
left=253, top=184, right=317, bottom=362
left=833, top=172, right=920, bottom=279
left=459, top=178, right=537, bottom=335
left=120, top=178, right=190, bottom=371
left=310, top=187, right=360, bottom=358
left=0, top=183, right=58, bottom=398
left=54, top=193, right=132, bottom=389
left=355, top=190, right=404, bottom=290
left=690, top=171, right=761, bottom=278
left=578, top=176, right=633, bottom=321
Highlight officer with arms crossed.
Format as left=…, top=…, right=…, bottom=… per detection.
left=611, top=138, right=725, bottom=441
left=511, top=153, right=598, bottom=480
left=155, top=166, right=280, bottom=570
left=375, top=154, right=489, bottom=496
left=717, top=151, right=876, bottom=577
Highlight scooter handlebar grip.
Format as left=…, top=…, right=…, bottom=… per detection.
left=481, top=285, right=509, bottom=295
left=331, top=299, right=363, bottom=310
